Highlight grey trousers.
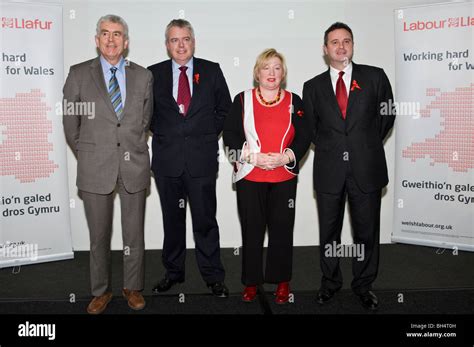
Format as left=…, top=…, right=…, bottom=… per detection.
left=81, top=176, right=146, bottom=297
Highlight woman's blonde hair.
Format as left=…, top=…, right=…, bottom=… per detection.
left=253, top=48, right=287, bottom=85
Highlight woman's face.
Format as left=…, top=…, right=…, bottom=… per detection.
left=257, top=57, right=283, bottom=91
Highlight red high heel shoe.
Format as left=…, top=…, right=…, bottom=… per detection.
left=242, top=286, right=257, bottom=302
left=275, top=282, right=290, bottom=304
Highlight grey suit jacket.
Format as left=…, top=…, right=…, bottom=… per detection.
left=63, top=57, right=153, bottom=194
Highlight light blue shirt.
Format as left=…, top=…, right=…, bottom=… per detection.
left=100, top=55, right=126, bottom=105
left=172, top=57, right=193, bottom=101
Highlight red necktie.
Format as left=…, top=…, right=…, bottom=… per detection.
left=336, top=71, right=348, bottom=119
left=177, top=66, right=191, bottom=116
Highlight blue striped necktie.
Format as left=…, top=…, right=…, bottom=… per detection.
left=108, top=67, right=123, bottom=119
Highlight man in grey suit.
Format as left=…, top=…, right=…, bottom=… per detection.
left=63, top=14, right=153, bottom=314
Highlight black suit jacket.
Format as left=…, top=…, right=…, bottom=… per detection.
left=148, top=57, right=232, bottom=177
left=223, top=91, right=311, bottom=175
left=303, top=62, right=395, bottom=194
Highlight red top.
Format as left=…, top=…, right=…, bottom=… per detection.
left=245, top=89, right=295, bottom=183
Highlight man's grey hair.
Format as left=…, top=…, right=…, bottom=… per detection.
left=165, top=19, right=194, bottom=41
left=96, top=14, right=129, bottom=40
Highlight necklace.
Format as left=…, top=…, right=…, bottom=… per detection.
left=257, top=87, right=281, bottom=106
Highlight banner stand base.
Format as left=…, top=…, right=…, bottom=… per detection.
left=391, top=237, right=474, bottom=252
left=0, top=252, right=74, bottom=269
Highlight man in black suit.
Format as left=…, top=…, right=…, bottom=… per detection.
left=148, top=19, right=232, bottom=297
left=303, top=22, right=395, bottom=310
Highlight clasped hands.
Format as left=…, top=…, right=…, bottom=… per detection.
left=247, top=152, right=291, bottom=170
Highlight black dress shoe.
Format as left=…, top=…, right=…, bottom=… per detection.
left=357, top=290, right=378, bottom=310
left=152, top=277, right=184, bottom=294
left=316, top=288, right=338, bottom=304
left=207, top=281, right=229, bottom=298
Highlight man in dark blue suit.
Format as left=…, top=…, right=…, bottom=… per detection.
left=148, top=19, right=231, bottom=297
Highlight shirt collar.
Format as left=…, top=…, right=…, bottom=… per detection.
left=329, top=62, right=352, bottom=79
left=172, top=57, right=194, bottom=72
left=100, top=55, right=126, bottom=74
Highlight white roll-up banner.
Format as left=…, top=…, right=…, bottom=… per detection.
left=0, top=2, right=74, bottom=267
left=393, top=2, right=474, bottom=251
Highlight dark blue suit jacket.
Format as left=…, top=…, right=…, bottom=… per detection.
left=148, top=58, right=232, bottom=177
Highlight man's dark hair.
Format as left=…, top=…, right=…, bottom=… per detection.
left=324, top=22, right=353, bottom=46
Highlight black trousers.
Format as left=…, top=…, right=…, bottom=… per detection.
left=156, top=169, right=225, bottom=284
left=316, top=166, right=381, bottom=295
left=236, top=177, right=297, bottom=286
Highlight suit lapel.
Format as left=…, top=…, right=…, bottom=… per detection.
left=163, top=60, right=180, bottom=112
left=122, top=60, right=136, bottom=116
left=321, top=70, right=345, bottom=128
left=186, top=57, right=201, bottom=117
left=346, top=63, right=362, bottom=131
left=90, top=57, right=116, bottom=118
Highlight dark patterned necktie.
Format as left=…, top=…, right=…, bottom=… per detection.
left=336, top=71, right=347, bottom=119
left=177, top=66, right=191, bottom=115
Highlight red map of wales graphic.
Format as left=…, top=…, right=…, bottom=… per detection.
left=0, top=89, right=58, bottom=183
left=402, top=84, right=474, bottom=173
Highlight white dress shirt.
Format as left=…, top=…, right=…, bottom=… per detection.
left=329, top=62, right=352, bottom=98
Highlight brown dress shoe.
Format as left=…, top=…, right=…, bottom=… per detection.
left=87, top=292, right=113, bottom=315
left=122, top=288, right=146, bottom=310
